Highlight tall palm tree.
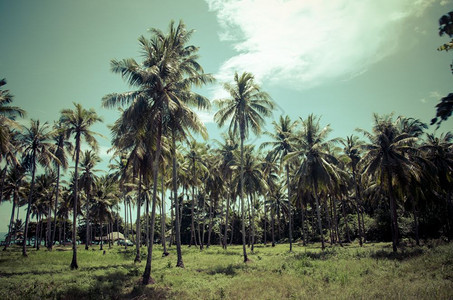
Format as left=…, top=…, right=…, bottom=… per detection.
left=50, top=121, right=73, bottom=248
left=0, top=79, right=25, bottom=204
left=60, top=102, right=102, bottom=269
left=19, top=120, right=56, bottom=256
left=2, top=165, right=26, bottom=250
left=287, top=114, right=340, bottom=250
left=214, top=71, right=274, bottom=262
left=79, top=150, right=101, bottom=250
left=359, top=114, right=421, bottom=252
left=214, top=133, right=238, bottom=249
left=261, top=115, right=298, bottom=251
left=340, top=135, right=365, bottom=246
left=103, top=20, right=212, bottom=284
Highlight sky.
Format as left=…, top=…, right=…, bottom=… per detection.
left=1, top=0, right=452, bottom=233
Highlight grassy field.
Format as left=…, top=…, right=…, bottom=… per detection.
left=0, top=241, right=452, bottom=299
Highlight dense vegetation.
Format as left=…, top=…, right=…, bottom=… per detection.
left=0, top=18, right=452, bottom=291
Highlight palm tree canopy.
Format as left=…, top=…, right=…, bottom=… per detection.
left=214, top=72, right=274, bottom=140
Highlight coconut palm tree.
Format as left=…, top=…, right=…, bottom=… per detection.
left=214, top=71, right=274, bottom=262
left=214, top=133, right=238, bottom=249
left=340, top=135, right=365, bottom=246
left=287, top=114, right=340, bottom=250
left=60, top=103, right=102, bottom=269
left=50, top=121, right=73, bottom=248
left=103, top=20, right=212, bottom=284
left=261, top=115, right=298, bottom=251
left=359, top=114, right=421, bottom=252
left=79, top=150, right=101, bottom=250
left=2, top=165, right=26, bottom=250
left=18, top=120, right=56, bottom=256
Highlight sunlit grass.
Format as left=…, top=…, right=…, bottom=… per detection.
left=0, top=242, right=452, bottom=299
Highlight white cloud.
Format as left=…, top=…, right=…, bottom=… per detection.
left=195, top=109, right=215, bottom=124
left=440, top=0, right=451, bottom=6
left=206, top=0, right=434, bottom=92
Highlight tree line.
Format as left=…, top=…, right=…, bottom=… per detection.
left=1, top=20, right=452, bottom=285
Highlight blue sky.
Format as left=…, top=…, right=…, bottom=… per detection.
left=1, top=0, right=452, bottom=232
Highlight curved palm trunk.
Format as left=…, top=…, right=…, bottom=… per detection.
left=23, top=151, right=36, bottom=257
left=286, top=165, right=293, bottom=252
left=124, top=197, right=128, bottom=250
left=172, top=133, right=184, bottom=268
left=142, top=122, right=162, bottom=285
left=3, top=194, right=16, bottom=250
left=313, top=182, right=325, bottom=251
left=134, top=172, right=142, bottom=263
left=52, top=165, right=61, bottom=247
left=70, top=141, right=81, bottom=269
left=240, top=135, right=248, bottom=262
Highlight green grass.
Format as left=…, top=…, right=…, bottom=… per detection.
left=0, top=242, right=452, bottom=299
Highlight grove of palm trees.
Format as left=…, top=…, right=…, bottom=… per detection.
left=1, top=12, right=453, bottom=299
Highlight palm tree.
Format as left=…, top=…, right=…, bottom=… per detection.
left=261, top=115, right=298, bottom=251
left=79, top=150, right=101, bottom=250
left=340, top=135, right=365, bottom=246
left=60, top=102, right=102, bottom=269
left=214, top=71, right=274, bottom=262
left=214, top=133, right=238, bottom=249
left=0, top=79, right=25, bottom=204
left=288, top=114, right=340, bottom=250
left=2, top=165, right=26, bottom=250
left=50, top=121, right=73, bottom=248
left=18, top=120, right=56, bottom=256
left=103, top=20, right=212, bottom=284
left=420, top=132, right=453, bottom=239
left=359, top=114, right=421, bottom=252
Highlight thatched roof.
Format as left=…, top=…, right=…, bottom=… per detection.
left=94, top=232, right=125, bottom=241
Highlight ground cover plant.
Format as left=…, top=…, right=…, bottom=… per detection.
left=0, top=242, right=452, bottom=299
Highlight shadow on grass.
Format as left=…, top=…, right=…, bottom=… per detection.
left=293, top=249, right=337, bottom=260
left=370, top=247, right=424, bottom=261
left=207, top=264, right=240, bottom=276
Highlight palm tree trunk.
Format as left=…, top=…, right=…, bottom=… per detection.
left=172, top=132, right=184, bottom=268
left=0, top=165, right=7, bottom=204
left=134, top=172, right=142, bottom=263
left=51, top=165, right=61, bottom=248
left=332, top=197, right=342, bottom=246
left=100, top=221, right=103, bottom=250
left=386, top=170, right=399, bottom=253
left=85, top=195, right=90, bottom=250
left=313, top=182, right=325, bottom=250
left=264, top=197, right=267, bottom=245
left=190, top=180, right=197, bottom=247
left=240, top=134, right=248, bottom=262
left=47, top=201, right=52, bottom=250
left=412, top=202, right=420, bottom=246
left=3, top=195, right=16, bottom=250
left=286, top=165, right=293, bottom=252
left=250, top=193, right=255, bottom=252
left=229, top=199, right=235, bottom=246
left=300, top=198, right=306, bottom=246
left=271, top=207, right=275, bottom=247
left=352, top=166, right=363, bottom=247
left=142, top=121, right=163, bottom=285
left=223, top=185, right=231, bottom=249
left=207, top=196, right=216, bottom=248
left=129, top=200, right=134, bottom=243
left=70, top=141, right=81, bottom=269
left=341, top=198, right=351, bottom=243
left=23, top=150, right=36, bottom=257
left=161, top=173, right=168, bottom=256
